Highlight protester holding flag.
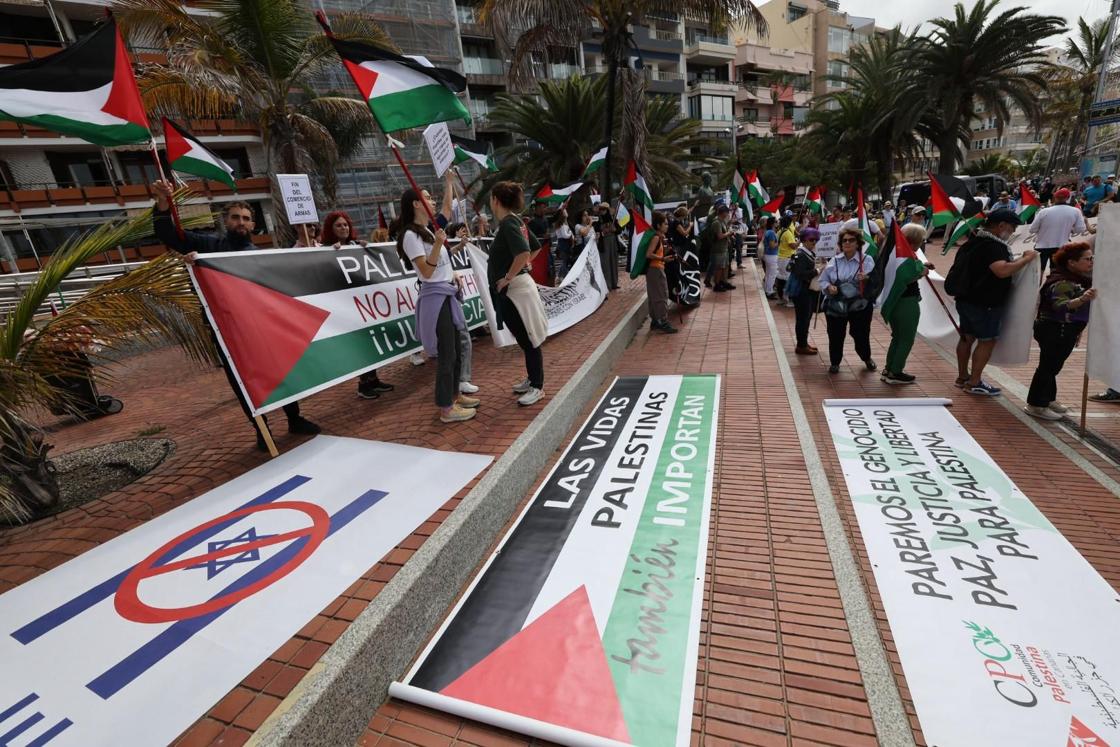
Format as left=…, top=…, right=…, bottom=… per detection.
left=946, top=210, right=1037, bottom=396
left=489, top=182, right=547, bottom=406
left=152, top=180, right=322, bottom=449
left=1028, top=188, right=1085, bottom=275
left=646, top=212, right=678, bottom=334
left=879, top=223, right=935, bottom=385
left=1025, top=242, right=1096, bottom=420
left=788, top=227, right=822, bottom=355
left=820, top=227, right=877, bottom=374
left=396, top=187, right=479, bottom=423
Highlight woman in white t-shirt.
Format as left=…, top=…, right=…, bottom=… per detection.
left=397, top=187, right=480, bottom=424
left=551, top=208, right=573, bottom=282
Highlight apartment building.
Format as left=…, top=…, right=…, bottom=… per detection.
left=0, top=0, right=274, bottom=272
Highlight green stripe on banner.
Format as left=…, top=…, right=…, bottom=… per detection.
left=371, top=84, right=471, bottom=132
left=265, top=296, right=484, bottom=405
left=602, top=375, right=718, bottom=747
left=0, top=112, right=150, bottom=146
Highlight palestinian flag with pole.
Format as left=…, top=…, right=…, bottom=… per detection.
left=582, top=145, right=609, bottom=180
left=928, top=174, right=960, bottom=228
left=189, top=245, right=486, bottom=415
left=1017, top=181, right=1041, bottom=223
left=162, top=118, right=236, bottom=189
left=451, top=135, right=497, bottom=171
left=877, top=219, right=926, bottom=324
left=944, top=213, right=985, bottom=253
left=731, top=168, right=753, bottom=222
left=323, top=31, right=470, bottom=133
left=0, top=18, right=150, bottom=146
left=536, top=181, right=583, bottom=205
left=856, top=187, right=879, bottom=258
left=759, top=194, right=784, bottom=219
left=625, top=161, right=655, bottom=278
left=747, top=170, right=769, bottom=205
left=807, top=186, right=824, bottom=215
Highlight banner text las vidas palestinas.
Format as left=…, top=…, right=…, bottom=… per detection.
left=824, top=398, right=1120, bottom=747
left=189, top=243, right=486, bottom=416
left=391, top=375, right=721, bottom=747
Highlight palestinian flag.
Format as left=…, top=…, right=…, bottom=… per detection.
left=877, top=220, right=926, bottom=324
left=759, top=194, right=784, bottom=219
left=625, top=161, right=655, bottom=217
left=625, top=161, right=655, bottom=278
left=325, top=35, right=470, bottom=133
left=807, top=186, right=824, bottom=215
left=536, top=181, right=583, bottom=205
left=856, top=187, right=879, bottom=258
left=1018, top=181, right=1040, bottom=223
left=747, top=170, right=769, bottom=205
left=927, top=174, right=960, bottom=228
left=582, top=145, right=609, bottom=180
left=0, top=18, right=150, bottom=146
left=944, top=213, right=985, bottom=253
left=450, top=135, right=497, bottom=171
left=162, top=118, right=236, bottom=189
left=190, top=245, right=485, bottom=414
left=731, top=168, right=753, bottom=222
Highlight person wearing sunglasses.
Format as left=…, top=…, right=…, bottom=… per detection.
left=787, top=227, right=823, bottom=355
left=819, top=227, right=877, bottom=374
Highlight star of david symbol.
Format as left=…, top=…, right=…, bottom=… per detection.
left=187, top=527, right=275, bottom=579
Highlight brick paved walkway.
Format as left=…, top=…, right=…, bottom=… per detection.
left=0, top=281, right=644, bottom=746
left=361, top=257, right=1120, bottom=746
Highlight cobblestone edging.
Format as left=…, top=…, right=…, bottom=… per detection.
left=249, top=295, right=650, bottom=747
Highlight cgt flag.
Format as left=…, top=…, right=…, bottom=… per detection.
left=0, top=18, right=150, bottom=146
left=189, top=245, right=486, bottom=416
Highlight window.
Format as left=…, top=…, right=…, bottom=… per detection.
left=827, top=60, right=848, bottom=89
left=118, top=151, right=170, bottom=185
left=787, top=4, right=807, bottom=22
left=46, top=151, right=110, bottom=188
left=688, top=95, right=733, bottom=121
left=742, top=108, right=760, bottom=122
left=827, top=27, right=850, bottom=54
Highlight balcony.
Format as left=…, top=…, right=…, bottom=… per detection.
left=463, top=56, right=507, bottom=87
left=648, top=68, right=686, bottom=94
left=0, top=176, right=272, bottom=215
left=0, top=118, right=260, bottom=144
left=631, top=25, right=683, bottom=53
left=547, top=63, right=581, bottom=79
left=456, top=5, right=493, bottom=39
left=684, top=33, right=735, bottom=64
left=0, top=37, right=64, bottom=65
left=688, top=78, right=738, bottom=96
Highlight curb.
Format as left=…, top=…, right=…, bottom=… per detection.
left=250, top=293, right=649, bottom=746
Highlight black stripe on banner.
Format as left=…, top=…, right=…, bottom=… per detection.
left=411, top=376, right=649, bottom=692
left=196, top=246, right=476, bottom=298
left=0, top=20, right=115, bottom=93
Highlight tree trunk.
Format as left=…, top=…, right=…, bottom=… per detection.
left=937, top=130, right=959, bottom=175
left=621, top=68, right=649, bottom=179
left=602, top=54, right=619, bottom=201
left=876, top=147, right=894, bottom=207
left=0, top=411, right=59, bottom=524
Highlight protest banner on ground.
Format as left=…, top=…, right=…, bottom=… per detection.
left=823, top=398, right=1120, bottom=747
left=0, top=436, right=491, bottom=747
left=1087, top=204, right=1120, bottom=392
left=392, top=375, right=720, bottom=747
left=467, top=239, right=608, bottom=348
left=188, top=243, right=485, bottom=416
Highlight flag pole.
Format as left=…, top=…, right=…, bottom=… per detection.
left=386, top=135, right=438, bottom=226
left=1080, top=371, right=1090, bottom=437
left=149, top=138, right=185, bottom=239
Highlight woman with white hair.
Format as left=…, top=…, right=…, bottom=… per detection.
left=881, top=222, right=934, bottom=385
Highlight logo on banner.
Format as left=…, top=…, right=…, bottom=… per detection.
left=3, top=475, right=385, bottom=743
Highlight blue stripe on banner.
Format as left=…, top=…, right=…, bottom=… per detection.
left=0, top=693, right=38, bottom=723
left=0, top=693, right=72, bottom=746
left=85, top=489, right=388, bottom=699
left=25, top=719, right=73, bottom=747
left=0, top=712, right=44, bottom=743
left=10, top=476, right=311, bottom=645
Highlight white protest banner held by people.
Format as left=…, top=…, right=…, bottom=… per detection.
left=1087, top=204, right=1120, bottom=392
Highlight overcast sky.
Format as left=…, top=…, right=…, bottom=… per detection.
left=839, top=0, right=1112, bottom=42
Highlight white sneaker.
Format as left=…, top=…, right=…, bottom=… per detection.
left=518, top=387, right=544, bottom=406
left=1024, top=404, right=1062, bottom=421
left=512, top=378, right=532, bottom=394
left=1047, top=401, right=1069, bottom=414
left=459, top=381, right=479, bottom=394
left=409, top=353, right=426, bottom=366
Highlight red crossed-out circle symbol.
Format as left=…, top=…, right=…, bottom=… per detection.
left=115, top=501, right=330, bottom=624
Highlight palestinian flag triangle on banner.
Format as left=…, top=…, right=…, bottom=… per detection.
left=747, top=170, right=769, bottom=205
left=450, top=134, right=497, bottom=171
left=1018, top=181, right=1041, bottom=223
left=877, top=220, right=927, bottom=324
left=759, top=194, right=784, bottom=219
left=945, top=212, right=985, bottom=253
left=856, top=187, right=879, bottom=258
left=0, top=18, right=150, bottom=146
left=807, top=186, right=824, bottom=215
left=536, top=180, right=583, bottom=205
left=325, top=35, right=470, bottom=133
left=162, top=118, right=236, bottom=189
left=928, top=174, right=961, bottom=228
left=582, top=145, right=609, bottom=180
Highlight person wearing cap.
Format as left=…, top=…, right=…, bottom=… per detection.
left=1081, top=174, right=1114, bottom=216
left=993, top=191, right=1017, bottom=212
left=788, top=226, right=823, bottom=354
left=1029, top=187, right=1086, bottom=275
left=949, top=209, right=1038, bottom=396
left=881, top=201, right=895, bottom=228
left=908, top=205, right=927, bottom=228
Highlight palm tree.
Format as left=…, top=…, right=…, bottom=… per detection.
left=1045, top=17, right=1114, bottom=173
left=112, top=0, right=393, bottom=243
left=912, top=0, right=1065, bottom=174
left=476, top=0, right=765, bottom=198
left=803, top=93, right=875, bottom=197
left=481, top=75, right=716, bottom=200
left=0, top=202, right=216, bottom=523
left=962, top=152, right=1015, bottom=175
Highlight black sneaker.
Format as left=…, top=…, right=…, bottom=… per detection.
left=882, top=371, right=916, bottom=385
left=370, top=380, right=394, bottom=393
left=713, top=284, right=728, bottom=292
left=357, top=384, right=381, bottom=400
left=723, top=282, right=736, bottom=289
left=828, top=364, right=840, bottom=374
left=661, top=323, right=679, bottom=334
left=863, top=359, right=877, bottom=371
left=287, top=416, right=321, bottom=435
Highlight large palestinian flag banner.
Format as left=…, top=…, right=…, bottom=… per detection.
left=325, top=36, right=470, bottom=133
left=392, top=375, right=720, bottom=747
left=188, top=245, right=486, bottom=416
left=0, top=18, right=150, bottom=146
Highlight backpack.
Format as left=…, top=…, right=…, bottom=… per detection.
left=944, top=241, right=977, bottom=298
left=784, top=254, right=803, bottom=298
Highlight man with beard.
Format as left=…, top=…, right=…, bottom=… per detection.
left=152, top=180, right=321, bottom=450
